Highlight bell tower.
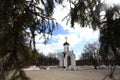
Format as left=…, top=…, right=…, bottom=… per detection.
left=63, top=37, right=69, bottom=52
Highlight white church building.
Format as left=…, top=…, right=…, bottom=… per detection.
left=58, top=38, right=76, bottom=70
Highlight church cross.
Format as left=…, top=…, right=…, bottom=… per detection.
left=65, top=36, right=68, bottom=42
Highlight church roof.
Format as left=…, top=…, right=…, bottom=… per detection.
left=63, top=41, right=69, bottom=46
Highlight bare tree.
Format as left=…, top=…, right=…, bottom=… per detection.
left=82, top=42, right=100, bottom=69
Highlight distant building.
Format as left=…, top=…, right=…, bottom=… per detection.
left=58, top=37, right=76, bottom=70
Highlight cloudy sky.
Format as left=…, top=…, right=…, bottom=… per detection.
left=35, top=0, right=120, bottom=60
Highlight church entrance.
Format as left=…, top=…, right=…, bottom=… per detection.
left=67, top=56, right=71, bottom=67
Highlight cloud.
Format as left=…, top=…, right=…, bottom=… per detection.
left=35, top=0, right=120, bottom=60
left=53, top=1, right=99, bottom=41
left=35, top=1, right=99, bottom=59
left=35, top=26, right=99, bottom=58
left=35, top=33, right=82, bottom=55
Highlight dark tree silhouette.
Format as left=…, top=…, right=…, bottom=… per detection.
left=65, top=0, right=120, bottom=79
left=0, top=0, right=62, bottom=80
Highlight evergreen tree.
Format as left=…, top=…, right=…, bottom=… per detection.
left=66, top=0, right=120, bottom=79
left=0, top=0, right=62, bottom=80
left=66, top=0, right=120, bottom=61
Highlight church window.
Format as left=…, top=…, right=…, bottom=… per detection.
left=67, top=47, right=69, bottom=51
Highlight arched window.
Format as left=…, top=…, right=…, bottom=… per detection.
left=67, top=56, right=71, bottom=66
left=67, top=46, right=69, bottom=51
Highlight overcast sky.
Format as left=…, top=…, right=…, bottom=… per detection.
left=35, top=0, right=120, bottom=60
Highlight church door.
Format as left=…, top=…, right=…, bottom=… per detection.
left=67, top=56, right=71, bottom=67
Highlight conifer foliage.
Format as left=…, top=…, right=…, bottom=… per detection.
left=0, top=0, right=62, bottom=80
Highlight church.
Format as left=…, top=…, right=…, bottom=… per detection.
left=58, top=37, right=76, bottom=70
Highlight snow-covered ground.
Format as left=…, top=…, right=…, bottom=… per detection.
left=24, top=66, right=120, bottom=80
